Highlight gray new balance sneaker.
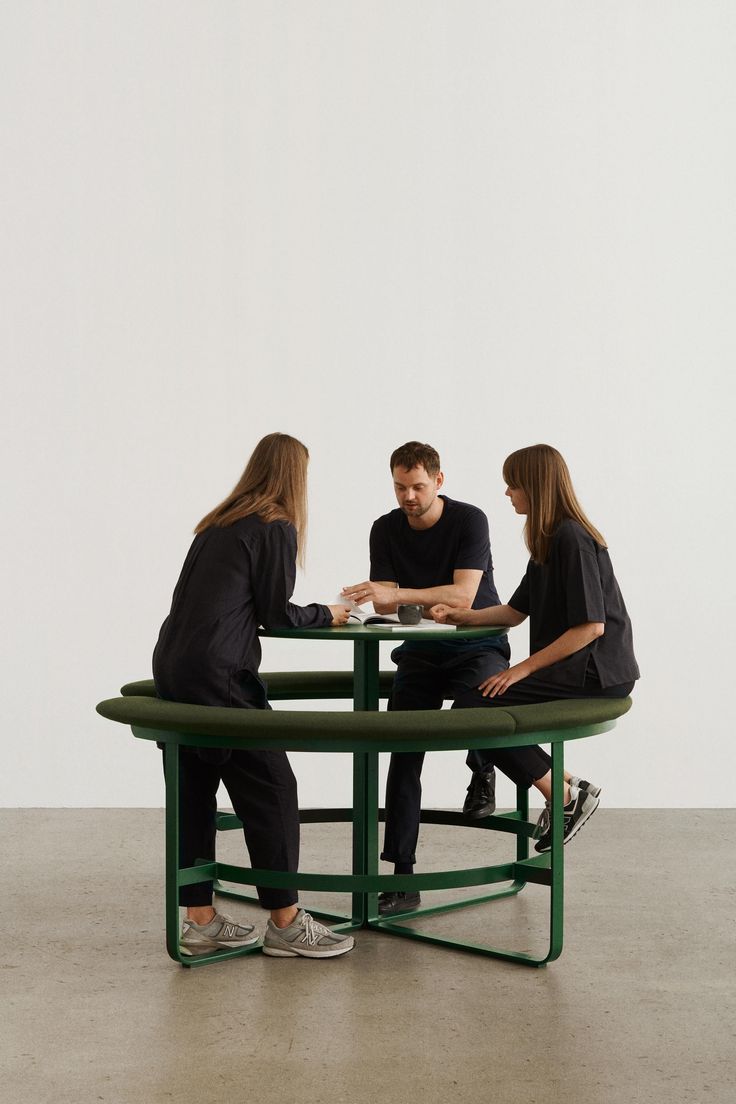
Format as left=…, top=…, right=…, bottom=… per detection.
left=180, top=911, right=259, bottom=956
left=262, top=909, right=355, bottom=958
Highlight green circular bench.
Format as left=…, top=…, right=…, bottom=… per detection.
left=96, top=674, right=631, bottom=968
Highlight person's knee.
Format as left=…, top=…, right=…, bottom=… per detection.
left=391, top=663, right=444, bottom=712
left=482, top=650, right=510, bottom=677
left=452, top=688, right=495, bottom=710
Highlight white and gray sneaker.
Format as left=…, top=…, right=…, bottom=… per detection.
left=534, top=777, right=602, bottom=845
left=262, top=909, right=355, bottom=959
left=180, top=911, right=259, bottom=956
left=534, top=784, right=601, bottom=853
left=569, top=776, right=602, bottom=798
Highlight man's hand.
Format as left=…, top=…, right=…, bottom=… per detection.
left=430, top=604, right=474, bottom=625
left=328, top=604, right=352, bottom=626
left=342, top=581, right=397, bottom=608
left=478, top=661, right=533, bottom=698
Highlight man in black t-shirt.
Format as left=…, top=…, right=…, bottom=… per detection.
left=344, top=442, right=548, bottom=917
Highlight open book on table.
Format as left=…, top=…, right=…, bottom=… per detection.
left=346, top=609, right=456, bottom=630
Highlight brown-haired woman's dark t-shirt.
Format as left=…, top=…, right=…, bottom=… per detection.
left=508, top=519, right=639, bottom=689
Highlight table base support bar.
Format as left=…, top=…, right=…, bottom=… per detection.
left=369, top=920, right=551, bottom=967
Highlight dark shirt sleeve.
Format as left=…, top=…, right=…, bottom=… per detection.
left=508, top=569, right=530, bottom=614
left=556, top=526, right=606, bottom=626
left=369, top=518, right=396, bottom=582
left=454, top=508, right=492, bottom=571
left=252, top=522, right=332, bottom=629
left=564, top=548, right=606, bottom=626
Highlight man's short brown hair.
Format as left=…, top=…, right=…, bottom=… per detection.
left=389, top=441, right=441, bottom=477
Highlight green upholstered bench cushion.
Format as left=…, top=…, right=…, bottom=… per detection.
left=99, top=695, right=513, bottom=740
left=97, top=694, right=631, bottom=753
left=502, top=696, right=632, bottom=732
left=120, top=672, right=396, bottom=700
left=119, top=681, right=632, bottom=729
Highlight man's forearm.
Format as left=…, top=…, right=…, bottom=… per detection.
left=375, top=584, right=475, bottom=615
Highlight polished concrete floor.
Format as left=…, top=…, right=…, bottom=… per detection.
left=3, top=809, right=734, bottom=1104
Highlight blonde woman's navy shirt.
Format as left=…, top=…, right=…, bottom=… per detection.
left=508, top=518, right=639, bottom=688
left=154, top=516, right=331, bottom=708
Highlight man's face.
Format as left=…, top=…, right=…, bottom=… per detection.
left=392, top=465, right=443, bottom=518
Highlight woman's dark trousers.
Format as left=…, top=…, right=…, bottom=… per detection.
left=174, top=747, right=300, bottom=910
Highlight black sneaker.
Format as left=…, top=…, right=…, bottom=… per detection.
left=462, top=769, right=496, bottom=818
left=378, top=891, right=421, bottom=916
left=534, top=785, right=600, bottom=853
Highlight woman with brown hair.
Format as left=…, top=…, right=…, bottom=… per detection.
left=153, top=433, right=354, bottom=958
left=432, top=444, right=639, bottom=851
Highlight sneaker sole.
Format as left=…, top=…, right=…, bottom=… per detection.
left=180, top=933, right=260, bottom=956
left=534, top=794, right=600, bottom=853
left=463, top=805, right=496, bottom=819
left=262, top=939, right=354, bottom=959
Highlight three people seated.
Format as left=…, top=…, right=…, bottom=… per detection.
left=154, top=434, right=638, bottom=954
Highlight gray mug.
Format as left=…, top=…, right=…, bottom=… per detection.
left=397, top=603, right=423, bottom=625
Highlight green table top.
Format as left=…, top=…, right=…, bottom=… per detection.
left=261, top=625, right=508, bottom=643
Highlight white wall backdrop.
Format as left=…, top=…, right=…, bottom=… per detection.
left=1, top=2, right=733, bottom=808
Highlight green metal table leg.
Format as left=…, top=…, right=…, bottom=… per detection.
left=353, top=639, right=381, bottom=711
left=516, top=783, right=530, bottom=863
left=350, top=639, right=381, bottom=925
left=545, top=740, right=565, bottom=963
left=350, top=750, right=379, bottom=926
left=495, top=781, right=530, bottom=900
left=164, top=742, right=188, bottom=965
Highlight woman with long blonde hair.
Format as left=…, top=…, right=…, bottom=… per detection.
left=153, top=433, right=354, bottom=958
left=432, top=444, right=639, bottom=851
